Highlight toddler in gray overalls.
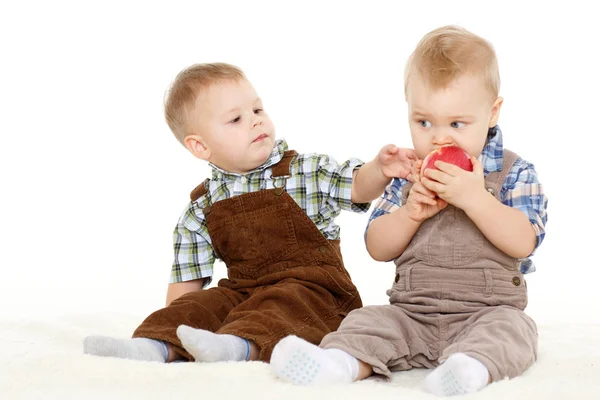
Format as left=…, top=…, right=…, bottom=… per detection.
left=271, top=25, right=548, bottom=397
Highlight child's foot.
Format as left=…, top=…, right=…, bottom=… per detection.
left=270, top=335, right=358, bottom=385
left=176, top=325, right=250, bottom=362
left=83, top=336, right=168, bottom=362
left=423, top=353, right=490, bottom=396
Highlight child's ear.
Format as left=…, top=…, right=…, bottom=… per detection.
left=488, top=96, right=503, bottom=128
left=184, top=135, right=211, bottom=161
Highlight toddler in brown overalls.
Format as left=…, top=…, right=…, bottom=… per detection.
left=271, top=26, right=549, bottom=396
left=83, top=63, right=418, bottom=363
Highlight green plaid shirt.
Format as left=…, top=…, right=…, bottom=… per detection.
left=171, top=139, right=369, bottom=286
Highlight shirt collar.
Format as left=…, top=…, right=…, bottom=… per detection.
left=210, top=139, right=289, bottom=180
left=479, top=125, right=504, bottom=174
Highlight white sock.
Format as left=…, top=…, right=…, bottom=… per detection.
left=270, top=335, right=359, bottom=385
left=423, top=353, right=490, bottom=396
left=83, top=335, right=168, bottom=362
left=176, top=325, right=250, bottom=362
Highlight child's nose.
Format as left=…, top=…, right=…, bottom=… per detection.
left=252, top=115, right=263, bottom=128
left=432, top=131, right=454, bottom=146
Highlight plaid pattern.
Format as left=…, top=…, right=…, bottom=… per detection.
left=171, top=139, right=369, bottom=285
left=367, top=126, right=548, bottom=274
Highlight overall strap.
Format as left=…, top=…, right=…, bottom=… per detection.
left=485, top=149, right=520, bottom=198
left=190, top=178, right=210, bottom=203
left=271, top=150, right=298, bottom=177
left=189, top=150, right=299, bottom=202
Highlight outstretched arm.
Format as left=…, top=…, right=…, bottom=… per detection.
left=351, top=145, right=418, bottom=203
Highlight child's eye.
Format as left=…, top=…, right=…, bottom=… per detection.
left=230, top=116, right=241, bottom=124
left=419, top=120, right=432, bottom=128
left=451, top=121, right=466, bottom=129
left=254, top=108, right=263, bottom=114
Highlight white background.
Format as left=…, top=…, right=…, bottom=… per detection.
left=1, top=0, right=598, bottom=325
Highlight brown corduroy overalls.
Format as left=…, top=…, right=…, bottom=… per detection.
left=320, top=149, right=538, bottom=382
left=133, top=150, right=363, bottom=361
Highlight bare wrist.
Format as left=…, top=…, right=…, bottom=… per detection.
left=400, top=206, right=424, bottom=226
left=465, top=188, right=494, bottom=217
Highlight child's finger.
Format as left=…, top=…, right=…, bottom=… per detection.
left=411, top=160, right=423, bottom=180
left=421, top=177, right=443, bottom=194
left=382, top=144, right=398, bottom=155
left=412, top=192, right=438, bottom=206
left=407, top=150, right=419, bottom=161
left=434, top=160, right=462, bottom=176
left=412, top=181, right=436, bottom=198
left=423, top=168, right=452, bottom=184
left=471, top=157, right=484, bottom=175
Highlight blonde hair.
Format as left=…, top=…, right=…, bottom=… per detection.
left=404, top=26, right=500, bottom=102
left=164, top=62, right=246, bottom=145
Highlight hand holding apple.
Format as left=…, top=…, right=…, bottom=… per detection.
left=421, top=145, right=473, bottom=178
left=404, top=159, right=448, bottom=222
left=420, top=145, right=487, bottom=211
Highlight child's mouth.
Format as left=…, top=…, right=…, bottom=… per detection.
left=253, top=134, right=268, bottom=143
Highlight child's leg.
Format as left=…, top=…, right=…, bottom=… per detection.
left=270, top=335, right=370, bottom=385
left=83, top=336, right=170, bottom=362
left=422, top=352, right=491, bottom=396
left=175, top=261, right=361, bottom=363
left=84, top=286, right=246, bottom=362
left=187, top=280, right=355, bottom=362
left=424, top=306, right=537, bottom=396
left=271, top=304, right=436, bottom=385
left=175, top=326, right=253, bottom=362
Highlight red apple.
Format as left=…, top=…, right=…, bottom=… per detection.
left=421, top=145, right=473, bottom=178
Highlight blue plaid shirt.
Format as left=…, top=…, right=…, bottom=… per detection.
left=366, top=126, right=548, bottom=274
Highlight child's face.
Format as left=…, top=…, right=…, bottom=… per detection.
left=190, top=79, right=276, bottom=173
left=406, top=73, right=502, bottom=160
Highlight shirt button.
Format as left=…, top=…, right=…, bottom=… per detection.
left=395, top=274, right=400, bottom=283
left=240, top=176, right=247, bottom=184
left=512, top=277, right=521, bottom=286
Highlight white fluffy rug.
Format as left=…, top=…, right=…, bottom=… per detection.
left=2, top=313, right=599, bottom=400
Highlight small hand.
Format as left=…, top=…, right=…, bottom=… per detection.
left=421, top=157, right=487, bottom=211
left=377, top=145, right=418, bottom=181
left=405, top=160, right=448, bottom=222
